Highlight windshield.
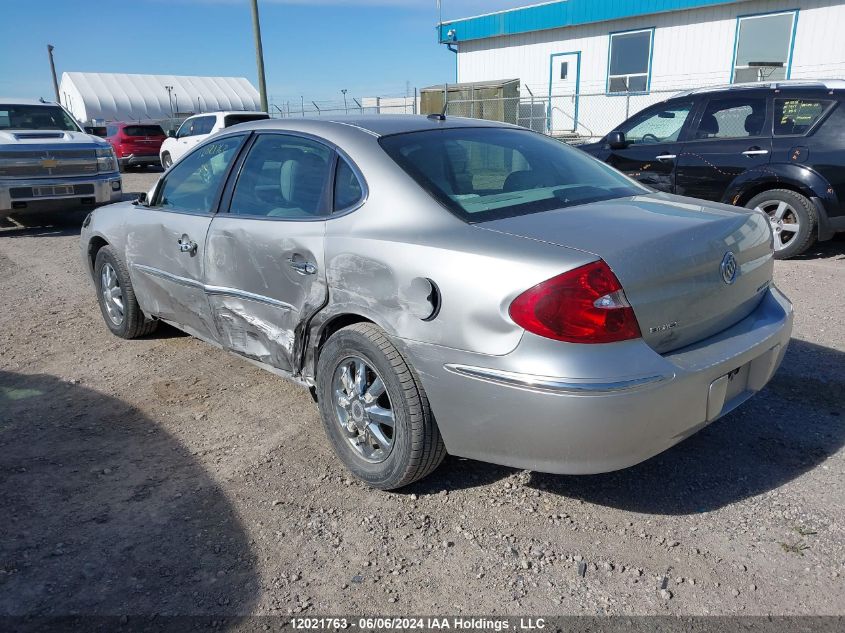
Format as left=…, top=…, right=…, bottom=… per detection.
left=0, top=104, right=80, bottom=132
left=123, top=125, right=165, bottom=137
left=379, top=127, right=646, bottom=222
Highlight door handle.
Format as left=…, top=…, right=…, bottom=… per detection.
left=742, top=149, right=769, bottom=156
left=656, top=154, right=677, bottom=162
left=288, top=259, right=317, bottom=275
left=177, top=235, right=197, bottom=255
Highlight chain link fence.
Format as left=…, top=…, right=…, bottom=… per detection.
left=268, top=88, right=685, bottom=143
left=440, top=88, right=682, bottom=142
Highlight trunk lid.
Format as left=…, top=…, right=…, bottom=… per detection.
left=479, top=192, right=773, bottom=353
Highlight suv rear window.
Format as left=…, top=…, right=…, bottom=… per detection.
left=774, top=98, right=834, bottom=135
left=123, top=125, right=164, bottom=137
left=379, top=127, right=646, bottom=223
left=224, top=113, right=269, bottom=128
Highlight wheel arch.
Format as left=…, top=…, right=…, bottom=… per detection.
left=86, top=235, right=110, bottom=277
left=302, top=312, right=378, bottom=391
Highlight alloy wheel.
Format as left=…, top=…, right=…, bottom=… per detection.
left=756, top=199, right=800, bottom=251
left=100, top=262, right=125, bottom=326
left=331, top=355, right=395, bottom=463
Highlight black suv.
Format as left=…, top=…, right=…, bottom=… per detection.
left=579, top=80, right=845, bottom=258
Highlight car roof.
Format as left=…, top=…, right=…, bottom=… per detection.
left=187, top=111, right=268, bottom=118
left=241, top=114, right=515, bottom=138
left=674, top=79, right=845, bottom=97
left=0, top=98, right=61, bottom=106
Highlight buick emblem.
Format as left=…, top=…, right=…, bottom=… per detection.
left=720, top=251, right=738, bottom=285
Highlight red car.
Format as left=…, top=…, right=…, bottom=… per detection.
left=104, top=122, right=166, bottom=171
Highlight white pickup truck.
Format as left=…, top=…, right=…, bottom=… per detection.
left=0, top=99, right=122, bottom=219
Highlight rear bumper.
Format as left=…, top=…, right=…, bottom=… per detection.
left=0, top=173, right=122, bottom=215
left=398, top=286, right=793, bottom=474
left=118, top=154, right=161, bottom=168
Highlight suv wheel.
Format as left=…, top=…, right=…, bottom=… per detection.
left=746, top=189, right=817, bottom=259
left=316, top=323, right=446, bottom=490
left=161, top=152, right=172, bottom=169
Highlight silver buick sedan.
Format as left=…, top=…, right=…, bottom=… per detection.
left=81, top=115, right=793, bottom=490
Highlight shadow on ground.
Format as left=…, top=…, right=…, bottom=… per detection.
left=0, top=371, right=260, bottom=618
left=795, top=233, right=845, bottom=261
left=0, top=209, right=88, bottom=238
left=408, top=339, right=845, bottom=513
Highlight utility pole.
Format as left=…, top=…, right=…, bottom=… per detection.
left=46, top=44, right=60, bottom=102
left=341, top=89, right=348, bottom=114
left=249, top=0, right=269, bottom=112
left=165, top=85, right=174, bottom=116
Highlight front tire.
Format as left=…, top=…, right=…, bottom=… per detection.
left=316, top=323, right=446, bottom=490
left=94, top=245, right=158, bottom=339
left=161, top=153, right=172, bottom=169
left=746, top=189, right=816, bottom=259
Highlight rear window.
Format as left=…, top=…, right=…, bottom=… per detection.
left=224, top=113, right=269, bottom=128
left=379, top=127, right=646, bottom=223
left=123, top=125, right=165, bottom=137
left=774, top=98, right=834, bottom=135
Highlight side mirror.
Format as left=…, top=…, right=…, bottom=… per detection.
left=168, top=130, right=176, bottom=138
left=607, top=131, right=627, bottom=149
left=134, top=192, right=147, bottom=206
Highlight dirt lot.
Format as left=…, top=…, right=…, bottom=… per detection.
left=1, top=169, right=843, bottom=618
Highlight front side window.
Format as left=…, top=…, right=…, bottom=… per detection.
left=229, top=134, right=331, bottom=218
left=607, top=29, right=653, bottom=94
left=156, top=135, right=244, bottom=214
left=694, top=97, right=767, bottom=139
left=334, top=158, right=364, bottom=211
left=380, top=127, right=646, bottom=223
left=732, top=11, right=796, bottom=83
left=0, top=104, right=80, bottom=131
left=176, top=119, right=195, bottom=138
left=774, top=98, right=834, bottom=135
left=619, top=101, right=693, bottom=144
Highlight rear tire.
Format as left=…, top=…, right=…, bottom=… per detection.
left=94, top=245, right=158, bottom=339
left=316, top=323, right=446, bottom=490
left=746, top=189, right=816, bottom=259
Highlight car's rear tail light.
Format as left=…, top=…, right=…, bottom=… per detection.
left=509, top=260, right=641, bottom=344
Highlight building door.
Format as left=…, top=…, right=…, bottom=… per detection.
left=548, top=52, right=580, bottom=133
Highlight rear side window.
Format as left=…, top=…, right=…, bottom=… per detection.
left=229, top=134, right=331, bottom=219
left=224, top=113, right=269, bottom=127
left=695, top=97, right=767, bottom=139
left=774, top=98, right=834, bottom=135
left=334, top=159, right=364, bottom=211
left=123, top=125, right=164, bottom=137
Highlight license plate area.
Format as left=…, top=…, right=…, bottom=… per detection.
left=33, top=185, right=74, bottom=197
left=706, top=362, right=751, bottom=421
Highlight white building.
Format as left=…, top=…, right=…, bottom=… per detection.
left=59, top=72, right=262, bottom=124
left=439, top=0, right=845, bottom=138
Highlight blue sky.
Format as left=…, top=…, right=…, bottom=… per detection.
left=0, top=0, right=533, bottom=105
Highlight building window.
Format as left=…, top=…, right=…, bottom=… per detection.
left=732, top=11, right=797, bottom=83
left=607, top=28, right=653, bottom=94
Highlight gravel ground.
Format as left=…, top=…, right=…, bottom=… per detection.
left=1, top=170, right=843, bottom=617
